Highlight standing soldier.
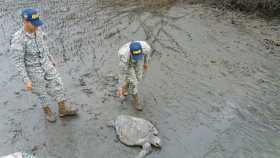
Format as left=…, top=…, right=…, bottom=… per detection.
left=10, top=8, right=78, bottom=123
left=117, top=41, right=151, bottom=111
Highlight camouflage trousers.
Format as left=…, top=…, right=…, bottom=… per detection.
left=26, top=63, right=65, bottom=107
left=125, top=61, right=144, bottom=95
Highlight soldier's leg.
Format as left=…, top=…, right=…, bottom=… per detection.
left=133, top=61, right=145, bottom=111
left=27, top=68, right=56, bottom=122
left=135, top=60, right=144, bottom=82
left=45, top=66, right=78, bottom=117
left=127, top=67, right=142, bottom=110
left=45, top=66, right=65, bottom=103
left=127, top=67, right=138, bottom=95
left=28, top=69, right=49, bottom=106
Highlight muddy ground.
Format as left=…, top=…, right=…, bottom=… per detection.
left=0, top=0, right=280, bottom=158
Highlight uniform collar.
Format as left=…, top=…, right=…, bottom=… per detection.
left=23, top=28, right=37, bottom=38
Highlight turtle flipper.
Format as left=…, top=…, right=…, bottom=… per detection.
left=135, top=143, right=152, bottom=158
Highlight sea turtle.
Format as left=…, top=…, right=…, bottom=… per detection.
left=109, top=115, right=161, bottom=158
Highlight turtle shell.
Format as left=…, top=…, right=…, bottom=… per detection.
left=114, top=115, right=159, bottom=146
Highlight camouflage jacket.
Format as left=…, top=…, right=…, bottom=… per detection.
left=118, top=41, right=151, bottom=87
left=10, top=28, right=55, bottom=83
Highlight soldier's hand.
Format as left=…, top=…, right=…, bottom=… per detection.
left=26, top=80, right=32, bottom=92
left=117, top=87, right=123, bottom=97
left=144, top=64, right=148, bottom=73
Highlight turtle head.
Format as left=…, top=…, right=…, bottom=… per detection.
left=106, top=120, right=115, bottom=128
left=150, top=135, right=161, bottom=148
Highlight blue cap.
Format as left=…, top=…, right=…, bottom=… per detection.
left=21, top=8, right=43, bottom=26
left=130, top=41, right=144, bottom=61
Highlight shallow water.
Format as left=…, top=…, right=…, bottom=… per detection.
left=0, top=0, right=279, bottom=158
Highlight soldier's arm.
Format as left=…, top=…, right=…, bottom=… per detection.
left=42, top=32, right=56, bottom=66
left=48, top=53, right=56, bottom=66
left=118, top=45, right=129, bottom=88
left=144, top=54, right=149, bottom=65
left=10, top=34, right=30, bottom=83
left=118, top=54, right=128, bottom=88
left=141, top=41, right=151, bottom=65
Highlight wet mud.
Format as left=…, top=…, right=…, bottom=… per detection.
left=0, top=0, right=279, bottom=158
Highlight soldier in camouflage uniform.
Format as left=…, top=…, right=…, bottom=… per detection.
left=117, top=41, right=151, bottom=110
left=10, top=8, right=78, bottom=122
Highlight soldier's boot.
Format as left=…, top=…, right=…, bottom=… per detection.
left=132, top=94, right=142, bottom=111
left=42, top=106, right=57, bottom=123
left=58, top=101, right=78, bottom=117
